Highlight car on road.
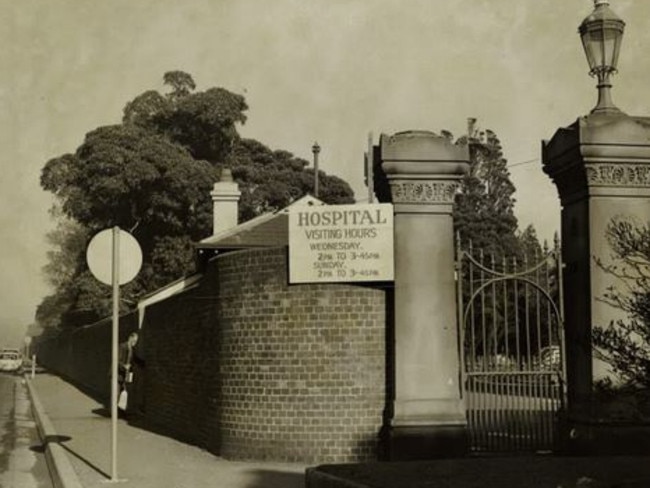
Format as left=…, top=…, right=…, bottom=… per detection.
left=0, top=349, right=23, bottom=373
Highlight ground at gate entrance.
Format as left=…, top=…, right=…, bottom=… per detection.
left=306, top=456, right=650, bottom=488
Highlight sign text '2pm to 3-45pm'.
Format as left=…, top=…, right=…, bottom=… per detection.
left=288, top=203, right=394, bottom=283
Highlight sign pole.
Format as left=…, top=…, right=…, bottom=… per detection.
left=110, top=226, right=120, bottom=481
left=86, top=226, right=141, bottom=483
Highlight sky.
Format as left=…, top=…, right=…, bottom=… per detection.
left=2, top=0, right=649, bottom=347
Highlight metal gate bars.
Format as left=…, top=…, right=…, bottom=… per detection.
left=456, top=236, right=566, bottom=453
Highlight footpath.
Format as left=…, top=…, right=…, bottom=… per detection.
left=27, top=373, right=650, bottom=488
left=27, top=373, right=307, bottom=488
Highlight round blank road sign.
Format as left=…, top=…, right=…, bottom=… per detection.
left=86, top=228, right=143, bottom=285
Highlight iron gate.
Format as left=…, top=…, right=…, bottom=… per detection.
left=456, top=237, right=566, bottom=453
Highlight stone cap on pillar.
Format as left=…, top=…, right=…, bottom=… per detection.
left=542, top=113, right=650, bottom=204
left=380, top=130, right=469, bottom=176
left=378, top=131, right=469, bottom=211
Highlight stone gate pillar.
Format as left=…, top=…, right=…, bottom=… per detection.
left=543, top=114, right=650, bottom=451
left=380, top=130, right=469, bottom=459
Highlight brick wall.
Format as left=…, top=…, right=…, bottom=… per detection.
left=36, top=312, right=139, bottom=403
left=213, top=248, right=386, bottom=463
left=37, top=246, right=388, bottom=464
left=140, top=269, right=219, bottom=449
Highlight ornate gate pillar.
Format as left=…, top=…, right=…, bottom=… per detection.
left=543, top=114, right=650, bottom=450
left=380, top=130, right=470, bottom=459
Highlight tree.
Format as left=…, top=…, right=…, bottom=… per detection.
left=37, top=71, right=355, bottom=329
left=41, top=123, right=218, bottom=292
left=593, top=218, right=650, bottom=387
left=123, top=73, right=248, bottom=164
left=39, top=125, right=217, bottom=328
left=42, top=213, right=89, bottom=291
left=454, top=128, right=521, bottom=258
left=163, top=70, right=196, bottom=99
left=37, top=213, right=92, bottom=329
left=35, top=293, right=71, bottom=330
left=227, top=138, right=354, bottom=221
left=445, top=123, right=553, bottom=366
left=371, top=123, right=542, bottom=259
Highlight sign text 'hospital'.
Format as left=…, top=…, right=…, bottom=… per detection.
left=289, top=203, right=394, bottom=283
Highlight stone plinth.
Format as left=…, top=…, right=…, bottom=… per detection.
left=543, top=114, right=650, bottom=446
left=380, top=130, right=470, bottom=460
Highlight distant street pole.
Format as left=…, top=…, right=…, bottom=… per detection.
left=312, top=141, right=320, bottom=198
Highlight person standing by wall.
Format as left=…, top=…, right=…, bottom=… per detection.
left=118, top=332, right=139, bottom=413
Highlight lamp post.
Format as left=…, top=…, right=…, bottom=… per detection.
left=543, top=0, right=650, bottom=455
left=312, top=141, right=320, bottom=198
left=579, top=0, right=626, bottom=115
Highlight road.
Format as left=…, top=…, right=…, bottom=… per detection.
left=0, top=373, right=52, bottom=488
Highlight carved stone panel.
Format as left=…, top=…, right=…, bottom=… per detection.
left=389, top=180, right=459, bottom=204
left=585, top=163, right=650, bottom=187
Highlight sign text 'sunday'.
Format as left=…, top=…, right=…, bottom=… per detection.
left=289, top=204, right=394, bottom=283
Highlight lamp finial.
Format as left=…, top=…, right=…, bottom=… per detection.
left=580, top=0, right=625, bottom=115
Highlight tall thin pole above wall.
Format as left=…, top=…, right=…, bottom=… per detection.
left=367, top=132, right=374, bottom=203
left=312, top=142, right=320, bottom=198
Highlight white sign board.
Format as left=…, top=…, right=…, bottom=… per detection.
left=289, top=203, right=394, bottom=283
left=87, top=228, right=143, bottom=285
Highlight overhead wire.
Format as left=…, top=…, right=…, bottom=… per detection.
left=508, top=158, right=539, bottom=169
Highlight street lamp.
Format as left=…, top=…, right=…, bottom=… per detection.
left=579, top=0, right=626, bottom=115
left=312, top=141, right=321, bottom=198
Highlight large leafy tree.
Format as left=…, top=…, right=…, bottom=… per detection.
left=42, top=125, right=217, bottom=239
left=40, top=125, right=215, bottom=325
left=38, top=71, right=354, bottom=329
left=123, top=70, right=248, bottom=164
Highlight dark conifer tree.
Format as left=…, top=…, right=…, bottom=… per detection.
left=453, top=126, right=521, bottom=259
